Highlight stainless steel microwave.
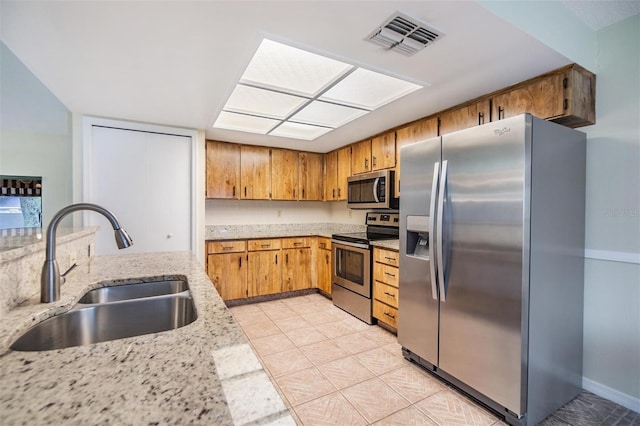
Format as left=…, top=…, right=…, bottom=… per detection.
left=347, top=170, right=398, bottom=209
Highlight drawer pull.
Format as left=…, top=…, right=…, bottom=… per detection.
left=222, top=246, right=234, bottom=250
left=261, top=244, right=271, bottom=248
left=385, top=256, right=396, bottom=261
left=320, top=242, right=326, bottom=248
left=294, top=242, right=303, bottom=246
left=383, top=292, right=396, bottom=298
left=384, top=312, right=396, bottom=319
left=384, top=272, right=396, bottom=278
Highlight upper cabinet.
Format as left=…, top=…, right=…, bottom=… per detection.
left=491, top=64, right=595, bottom=128
left=395, top=118, right=438, bottom=197
left=336, top=146, right=351, bottom=200
left=351, top=139, right=372, bottom=175
left=371, top=132, right=396, bottom=171
left=206, top=141, right=240, bottom=199
left=438, top=100, right=491, bottom=136
left=299, top=152, right=324, bottom=201
left=271, top=148, right=299, bottom=200
left=324, top=150, right=338, bottom=201
left=240, top=145, right=270, bottom=200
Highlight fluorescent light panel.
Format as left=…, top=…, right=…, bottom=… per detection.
left=213, top=39, right=423, bottom=140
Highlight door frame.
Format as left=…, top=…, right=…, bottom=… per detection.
left=79, top=116, right=203, bottom=262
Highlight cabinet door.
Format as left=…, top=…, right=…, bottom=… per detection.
left=371, top=132, right=396, bottom=171
left=336, top=146, right=351, bottom=200
left=395, top=118, right=438, bottom=197
left=247, top=250, right=281, bottom=297
left=317, top=248, right=332, bottom=294
left=299, top=152, right=324, bottom=201
left=207, top=253, right=246, bottom=300
left=351, top=139, right=372, bottom=175
left=324, top=150, right=338, bottom=201
left=240, top=145, right=271, bottom=200
left=282, top=248, right=312, bottom=291
left=492, top=73, right=564, bottom=122
left=438, top=100, right=490, bottom=136
left=206, top=141, right=240, bottom=199
left=271, top=148, right=299, bottom=200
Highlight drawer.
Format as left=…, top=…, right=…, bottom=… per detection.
left=207, top=240, right=246, bottom=254
left=373, top=300, right=398, bottom=329
left=317, top=237, right=331, bottom=250
left=374, top=248, right=399, bottom=267
left=374, top=281, right=399, bottom=309
left=248, top=238, right=281, bottom=251
left=373, top=262, right=399, bottom=287
left=282, top=237, right=310, bottom=249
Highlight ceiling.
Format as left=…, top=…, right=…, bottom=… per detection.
left=0, top=1, right=633, bottom=153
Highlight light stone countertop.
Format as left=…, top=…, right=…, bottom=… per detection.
left=0, top=251, right=293, bottom=425
left=371, top=239, right=400, bottom=251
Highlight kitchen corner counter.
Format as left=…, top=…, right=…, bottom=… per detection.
left=371, top=239, right=399, bottom=251
left=0, top=252, right=293, bottom=425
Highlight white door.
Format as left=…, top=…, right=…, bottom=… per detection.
left=87, top=126, right=192, bottom=255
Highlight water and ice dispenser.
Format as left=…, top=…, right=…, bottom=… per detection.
left=405, top=215, right=430, bottom=260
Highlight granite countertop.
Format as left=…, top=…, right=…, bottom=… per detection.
left=205, top=223, right=365, bottom=241
left=0, top=252, right=293, bottom=425
left=371, top=239, right=400, bottom=251
left=0, top=227, right=98, bottom=262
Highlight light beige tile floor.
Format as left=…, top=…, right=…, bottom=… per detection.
left=230, top=293, right=506, bottom=425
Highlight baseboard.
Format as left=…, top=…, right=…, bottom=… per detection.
left=582, top=377, right=640, bottom=413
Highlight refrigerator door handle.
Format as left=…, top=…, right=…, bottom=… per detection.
left=428, top=162, right=440, bottom=301
left=437, top=160, right=448, bottom=302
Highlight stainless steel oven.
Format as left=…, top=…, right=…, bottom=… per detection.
left=331, top=212, right=399, bottom=324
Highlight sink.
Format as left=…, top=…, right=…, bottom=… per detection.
left=78, top=279, right=188, bottom=304
left=10, top=295, right=197, bottom=351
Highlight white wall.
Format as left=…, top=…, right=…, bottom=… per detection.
left=478, top=2, right=640, bottom=408
left=0, top=42, right=72, bottom=226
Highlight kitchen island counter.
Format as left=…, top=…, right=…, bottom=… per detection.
left=0, top=252, right=292, bottom=425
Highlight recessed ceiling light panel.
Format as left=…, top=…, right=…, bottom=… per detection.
left=240, top=39, right=354, bottom=97
left=270, top=122, right=332, bottom=140
left=224, top=85, right=308, bottom=119
left=290, top=101, right=368, bottom=128
left=213, top=111, right=279, bottom=134
left=319, top=68, right=421, bottom=110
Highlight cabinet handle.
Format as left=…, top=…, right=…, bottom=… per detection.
left=232, top=186, right=236, bottom=197
left=384, top=256, right=396, bottom=261
left=275, top=254, right=278, bottom=265
left=294, top=242, right=303, bottom=246
left=338, top=188, right=341, bottom=198
left=365, top=158, right=369, bottom=169
left=563, top=98, right=568, bottom=110
left=384, top=312, right=396, bottom=319
left=332, top=189, right=336, bottom=198
left=244, top=186, right=247, bottom=197
left=385, top=272, right=396, bottom=278
left=286, top=253, right=289, bottom=264
left=239, top=256, right=242, bottom=267
left=384, top=291, right=396, bottom=298
left=325, top=254, right=329, bottom=264
left=372, top=156, right=377, bottom=168
left=293, top=189, right=296, bottom=198
left=302, top=188, right=305, bottom=199
left=222, top=246, right=234, bottom=251
left=478, top=112, right=485, bottom=125
left=498, top=106, right=504, bottom=120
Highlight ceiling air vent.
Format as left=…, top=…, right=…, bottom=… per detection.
left=367, top=12, right=444, bottom=56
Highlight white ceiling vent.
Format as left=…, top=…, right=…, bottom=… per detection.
left=367, top=12, right=444, bottom=56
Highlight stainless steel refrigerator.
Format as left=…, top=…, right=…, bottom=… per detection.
left=399, top=114, right=586, bottom=426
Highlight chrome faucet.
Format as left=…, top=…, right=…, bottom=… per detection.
left=41, top=203, right=133, bottom=303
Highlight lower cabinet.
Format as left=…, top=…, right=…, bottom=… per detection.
left=282, top=237, right=312, bottom=292
left=372, top=247, right=399, bottom=329
left=315, top=237, right=332, bottom=295
left=247, top=239, right=281, bottom=297
left=207, top=241, right=247, bottom=300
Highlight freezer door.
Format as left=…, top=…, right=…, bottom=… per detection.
left=438, top=116, right=530, bottom=415
left=398, top=136, right=441, bottom=366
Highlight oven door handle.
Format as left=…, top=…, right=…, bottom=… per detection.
left=331, top=240, right=369, bottom=250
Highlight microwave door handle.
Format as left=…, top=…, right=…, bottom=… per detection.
left=429, top=162, right=440, bottom=301
left=373, top=177, right=380, bottom=203
left=437, top=160, right=448, bottom=302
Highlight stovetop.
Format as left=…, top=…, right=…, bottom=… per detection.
left=332, top=212, right=399, bottom=244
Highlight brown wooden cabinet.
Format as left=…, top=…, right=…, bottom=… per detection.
left=351, top=139, right=372, bottom=175
left=315, top=237, right=331, bottom=295
left=240, top=145, right=270, bottom=200
left=271, top=148, right=298, bottom=200
left=395, top=118, right=438, bottom=197
left=371, top=132, right=396, bottom=171
left=438, top=100, right=490, bottom=135
left=247, top=238, right=281, bottom=297
left=336, top=146, right=351, bottom=200
left=299, top=152, right=324, bottom=201
left=372, top=247, right=399, bottom=330
left=282, top=237, right=312, bottom=292
left=492, top=64, right=595, bottom=128
left=206, top=141, right=240, bottom=199
left=206, top=240, right=246, bottom=301
left=324, top=150, right=338, bottom=201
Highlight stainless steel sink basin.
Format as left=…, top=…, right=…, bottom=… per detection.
left=10, top=295, right=197, bottom=351
left=78, top=279, right=188, bottom=304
